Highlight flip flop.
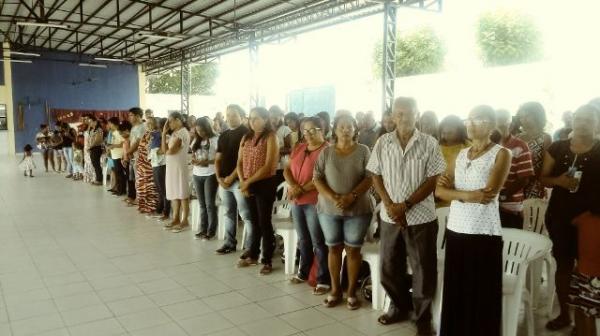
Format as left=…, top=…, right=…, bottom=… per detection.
left=378, top=313, right=409, bottom=325
left=323, top=295, right=341, bottom=308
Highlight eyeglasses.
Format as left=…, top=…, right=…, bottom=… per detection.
left=302, top=127, right=321, bottom=135
left=463, top=118, right=490, bottom=126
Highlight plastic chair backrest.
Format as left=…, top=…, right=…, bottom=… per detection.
left=502, top=228, right=552, bottom=277
left=522, top=198, right=548, bottom=234
left=274, top=182, right=291, bottom=219
left=436, top=207, right=450, bottom=251
left=366, top=204, right=381, bottom=242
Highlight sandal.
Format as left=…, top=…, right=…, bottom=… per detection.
left=346, top=297, right=361, bottom=310
left=289, top=276, right=305, bottom=284
left=378, top=313, right=409, bottom=325
left=171, top=225, right=189, bottom=233
left=313, top=285, right=330, bottom=296
left=323, top=295, right=341, bottom=308
left=546, top=316, right=572, bottom=331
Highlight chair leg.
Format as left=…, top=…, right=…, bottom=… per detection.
left=217, top=206, right=225, bottom=241
left=365, top=256, right=384, bottom=311
left=282, top=231, right=296, bottom=275
left=545, top=256, right=557, bottom=317
left=523, top=290, right=535, bottom=336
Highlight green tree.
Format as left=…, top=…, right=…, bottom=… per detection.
left=147, top=62, right=219, bottom=95
left=373, top=26, right=445, bottom=78
left=476, top=10, right=543, bottom=66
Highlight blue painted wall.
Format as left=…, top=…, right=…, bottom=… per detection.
left=288, top=85, right=336, bottom=116
left=11, top=51, right=139, bottom=152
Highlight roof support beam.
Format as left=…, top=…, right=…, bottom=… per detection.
left=382, top=0, right=397, bottom=113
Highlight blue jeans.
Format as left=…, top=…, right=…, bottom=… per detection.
left=62, top=147, right=73, bottom=174
left=292, top=204, right=330, bottom=286
left=318, top=213, right=371, bottom=247
left=193, top=174, right=218, bottom=236
left=219, top=181, right=254, bottom=249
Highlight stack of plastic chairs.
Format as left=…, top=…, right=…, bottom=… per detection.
left=502, top=228, right=552, bottom=336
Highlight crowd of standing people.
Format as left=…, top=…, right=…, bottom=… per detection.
left=24, top=98, right=600, bottom=336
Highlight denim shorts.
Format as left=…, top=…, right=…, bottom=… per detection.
left=318, top=213, right=371, bottom=247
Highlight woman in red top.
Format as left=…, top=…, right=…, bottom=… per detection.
left=284, top=117, right=330, bottom=294
left=236, top=107, right=279, bottom=275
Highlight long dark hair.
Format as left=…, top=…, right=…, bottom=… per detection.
left=192, top=117, right=216, bottom=152
left=244, top=107, right=273, bottom=146
left=438, top=115, right=468, bottom=146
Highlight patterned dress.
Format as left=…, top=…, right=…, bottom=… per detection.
left=136, top=131, right=158, bottom=213
left=521, top=133, right=546, bottom=199
left=83, top=130, right=95, bottom=183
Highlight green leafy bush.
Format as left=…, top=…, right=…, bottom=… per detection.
left=373, top=26, right=445, bottom=78
left=476, top=10, right=543, bottom=66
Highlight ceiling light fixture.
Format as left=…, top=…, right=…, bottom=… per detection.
left=10, top=60, right=32, bottom=64
left=79, top=63, right=107, bottom=68
left=138, top=33, right=183, bottom=41
left=17, top=22, right=68, bottom=29
left=94, top=57, right=125, bottom=62
left=10, top=51, right=41, bottom=57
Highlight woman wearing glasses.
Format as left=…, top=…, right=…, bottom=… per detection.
left=436, top=105, right=511, bottom=336
left=284, top=117, right=330, bottom=295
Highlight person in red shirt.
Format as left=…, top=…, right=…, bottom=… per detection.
left=284, top=117, right=330, bottom=295
left=494, top=109, right=535, bottom=228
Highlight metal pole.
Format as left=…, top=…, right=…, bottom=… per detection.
left=181, top=51, right=191, bottom=115
left=382, top=1, right=397, bottom=113
left=249, top=31, right=260, bottom=108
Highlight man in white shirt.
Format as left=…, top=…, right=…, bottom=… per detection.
left=126, top=107, right=146, bottom=200
left=367, top=97, right=446, bottom=336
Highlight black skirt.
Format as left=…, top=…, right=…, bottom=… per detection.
left=440, top=229, right=503, bottom=336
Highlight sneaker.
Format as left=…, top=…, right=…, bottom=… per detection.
left=215, top=246, right=236, bottom=255
left=259, top=264, right=273, bottom=275
left=194, top=233, right=207, bottom=240
left=236, top=258, right=258, bottom=268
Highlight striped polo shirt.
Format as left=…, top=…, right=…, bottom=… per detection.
left=500, top=135, right=535, bottom=212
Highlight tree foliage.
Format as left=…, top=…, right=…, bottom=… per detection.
left=147, top=62, right=219, bottom=95
left=373, top=26, right=445, bottom=78
left=476, top=10, right=543, bottom=66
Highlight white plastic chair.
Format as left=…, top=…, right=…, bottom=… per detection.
left=361, top=203, right=385, bottom=311
left=502, top=228, right=552, bottom=336
left=191, top=200, right=200, bottom=232
left=522, top=198, right=556, bottom=317
left=102, top=164, right=108, bottom=187
left=271, top=182, right=297, bottom=275
left=431, top=206, right=450, bottom=334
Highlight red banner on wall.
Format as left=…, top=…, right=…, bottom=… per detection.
left=51, top=109, right=129, bottom=123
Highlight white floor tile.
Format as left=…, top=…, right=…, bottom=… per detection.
left=60, top=304, right=113, bottom=326
left=68, top=318, right=125, bottom=336
left=178, top=312, right=234, bottom=335
left=279, top=308, right=336, bottom=331
left=202, top=292, right=251, bottom=311
left=107, top=296, right=157, bottom=316
left=220, top=303, right=273, bottom=325
left=128, top=322, right=188, bottom=336
left=117, top=308, right=172, bottom=332
left=161, top=299, right=213, bottom=321
left=53, top=292, right=103, bottom=312
left=241, top=317, right=299, bottom=336
left=10, top=313, right=64, bottom=336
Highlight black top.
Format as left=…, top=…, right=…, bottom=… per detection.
left=216, top=125, right=249, bottom=177
left=547, top=139, right=600, bottom=221
left=61, top=128, right=76, bottom=147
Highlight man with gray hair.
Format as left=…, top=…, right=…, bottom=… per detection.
left=358, top=111, right=380, bottom=150
left=367, top=97, right=445, bottom=335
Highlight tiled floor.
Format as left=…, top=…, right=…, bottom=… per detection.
left=0, top=156, right=573, bottom=336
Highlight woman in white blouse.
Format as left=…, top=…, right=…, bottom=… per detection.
left=435, top=105, right=511, bottom=336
